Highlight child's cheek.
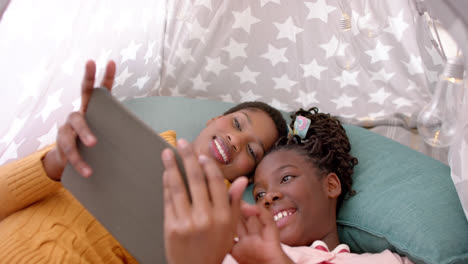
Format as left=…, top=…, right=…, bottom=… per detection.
left=235, top=155, right=256, bottom=175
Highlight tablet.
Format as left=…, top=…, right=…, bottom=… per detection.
left=62, top=88, right=187, bottom=264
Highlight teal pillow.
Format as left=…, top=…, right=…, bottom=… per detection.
left=337, top=125, right=468, bottom=264
left=124, top=96, right=468, bottom=264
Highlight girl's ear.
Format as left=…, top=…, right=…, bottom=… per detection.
left=206, top=115, right=222, bottom=126
left=325, top=173, right=341, bottom=199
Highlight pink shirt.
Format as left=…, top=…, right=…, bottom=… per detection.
left=223, top=241, right=414, bottom=264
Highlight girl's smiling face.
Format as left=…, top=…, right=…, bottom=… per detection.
left=253, top=149, right=340, bottom=246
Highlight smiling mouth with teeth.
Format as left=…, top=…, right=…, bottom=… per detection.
left=274, top=210, right=294, bottom=222
left=214, top=138, right=228, bottom=163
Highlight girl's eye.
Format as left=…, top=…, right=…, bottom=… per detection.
left=281, top=175, right=293, bottom=183
left=248, top=144, right=257, bottom=162
left=234, top=118, right=241, bottom=130
left=255, top=192, right=265, bottom=201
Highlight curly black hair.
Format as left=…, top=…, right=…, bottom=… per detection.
left=224, top=101, right=288, bottom=142
left=269, top=107, right=358, bottom=210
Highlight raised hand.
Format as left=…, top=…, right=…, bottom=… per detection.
left=162, top=139, right=248, bottom=264
left=231, top=204, right=294, bottom=264
left=42, top=60, right=116, bottom=180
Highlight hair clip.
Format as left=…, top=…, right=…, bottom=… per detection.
left=293, top=116, right=311, bottom=140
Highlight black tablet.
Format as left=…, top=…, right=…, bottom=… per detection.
left=62, top=88, right=187, bottom=264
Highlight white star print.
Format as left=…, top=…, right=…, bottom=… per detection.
left=37, top=89, right=63, bottom=122
left=331, top=94, right=357, bottom=110
left=305, top=0, right=337, bottom=23
left=205, top=57, right=228, bottom=75
left=0, top=117, right=26, bottom=144
left=220, top=93, right=234, bottom=103
left=365, top=40, right=393, bottom=64
left=232, top=7, right=261, bottom=33
left=320, top=36, right=339, bottom=59
left=295, top=90, right=319, bottom=108
left=165, top=63, right=176, bottom=78
left=369, top=110, right=386, bottom=119
left=369, top=68, right=395, bottom=83
left=273, top=74, right=297, bottom=92
left=115, top=66, right=134, bottom=87
left=426, top=45, right=445, bottom=66
left=191, top=74, right=210, bottom=91
left=195, top=0, right=212, bottom=10
left=176, top=46, right=194, bottom=64
left=368, top=87, right=391, bottom=105
left=392, top=97, right=413, bottom=109
left=274, top=17, right=304, bottom=43
left=333, top=70, right=360, bottom=88
left=271, top=99, right=290, bottom=111
left=260, top=0, right=281, bottom=7
left=187, top=20, right=209, bottom=44
left=144, top=41, right=156, bottom=64
left=261, top=45, right=288, bottom=66
left=223, top=38, right=248, bottom=60
left=301, top=59, right=327, bottom=79
left=407, top=79, right=418, bottom=91
left=0, top=139, right=25, bottom=165
left=37, top=124, right=58, bottom=150
left=120, top=41, right=142, bottom=64
left=169, top=85, right=184, bottom=96
left=384, top=10, right=409, bottom=41
left=239, top=90, right=262, bottom=101
left=133, top=74, right=150, bottom=91
left=235, top=66, right=260, bottom=84
left=403, top=54, right=424, bottom=75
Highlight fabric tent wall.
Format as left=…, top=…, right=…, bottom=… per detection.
left=0, top=0, right=466, bottom=219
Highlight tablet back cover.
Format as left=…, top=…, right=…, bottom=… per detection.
left=62, top=88, right=184, bottom=263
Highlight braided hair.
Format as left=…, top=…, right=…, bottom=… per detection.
left=270, top=107, right=358, bottom=209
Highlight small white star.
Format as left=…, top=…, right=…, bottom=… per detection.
left=270, top=99, right=290, bottom=111
left=239, top=90, right=262, bottom=101
left=176, top=46, right=194, bottom=64
left=331, top=93, right=357, bottom=110
left=195, top=0, right=212, bottom=10
left=426, top=45, right=445, bottom=66
left=369, top=68, right=395, bottom=83
left=191, top=74, right=210, bottom=92
left=205, top=57, right=227, bottom=76
left=0, top=139, right=25, bottom=165
left=144, top=41, right=156, bottom=64
left=133, top=74, right=150, bottom=91
left=407, top=79, right=418, bottom=91
left=115, top=66, right=134, bottom=87
left=333, top=70, right=360, bottom=88
left=220, top=93, right=234, bottom=103
left=369, top=110, right=386, bottom=119
left=384, top=9, right=409, bottom=41
left=223, top=38, right=248, bottom=60
left=187, top=20, right=209, bottom=44
left=235, top=66, right=260, bottom=84
left=37, top=124, right=58, bottom=149
left=300, top=59, right=327, bottom=80
left=392, top=97, right=413, bottom=109
left=232, top=7, right=261, bottom=33
left=365, top=40, right=393, bottom=64
left=368, top=87, right=392, bottom=105
left=274, top=17, right=304, bottom=43
left=403, top=54, right=424, bottom=75
left=272, top=74, right=297, bottom=92
left=295, top=90, right=319, bottom=108
left=120, top=40, right=142, bottom=64
left=260, top=0, right=281, bottom=7
left=165, top=63, right=176, bottom=78
left=37, top=89, right=63, bottom=122
left=0, top=117, right=26, bottom=144
left=305, top=0, right=337, bottom=23
left=320, top=36, right=339, bottom=59
left=261, top=45, right=288, bottom=66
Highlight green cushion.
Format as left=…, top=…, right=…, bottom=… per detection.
left=123, top=96, right=468, bottom=264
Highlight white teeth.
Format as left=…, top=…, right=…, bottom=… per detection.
left=274, top=211, right=292, bottom=222
left=214, top=138, right=228, bottom=163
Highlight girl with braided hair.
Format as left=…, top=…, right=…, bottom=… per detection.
left=163, top=107, right=414, bottom=264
